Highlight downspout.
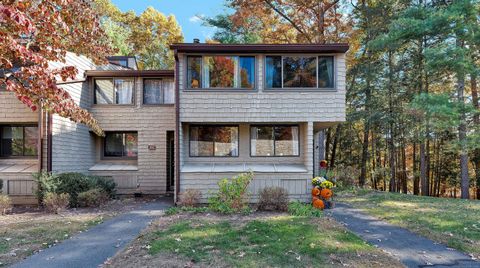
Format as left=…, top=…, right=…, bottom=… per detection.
left=38, top=109, right=43, bottom=172
left=174, top=49, right=180, bottom=204
left=47, top=113, right=53, bottom=172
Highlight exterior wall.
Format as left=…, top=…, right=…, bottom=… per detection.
left=89, top=78, right=175, bottom=194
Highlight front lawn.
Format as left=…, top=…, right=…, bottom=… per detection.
left=337, top=190, right=480, bottom=259
left=105, top=212, right=403, bottom=267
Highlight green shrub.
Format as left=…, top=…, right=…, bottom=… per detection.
left=43, top=192, right=70, bottom=214
left=208, top=171, right=254, bottom=214
left=257, top=186, right=289, bottom=211
left=78, top=188, right=109, bottom=207
left=0, top=194, right=12, bottom=215
left=288, top=201, right=323, bottom=217
left=180, top=189, right=201, bottom=207
left=33, top=172, right=116, bottom=207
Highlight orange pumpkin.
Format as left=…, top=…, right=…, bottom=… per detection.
left=320, top=188, right=333, bottom=200
left=313, top=199, right=325, bottom=210
left=311, top=187, right=321, bottom=197
left=312, top=196, right=320, bottom=202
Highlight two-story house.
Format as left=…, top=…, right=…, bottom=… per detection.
left=1, top=42, right=348, bottom=204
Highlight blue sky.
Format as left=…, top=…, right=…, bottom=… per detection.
left=111, top=0, right=229, bottom=42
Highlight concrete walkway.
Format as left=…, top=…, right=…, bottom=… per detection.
left=327, top=203, right=480, bottom=268
left=12, top=198, right=172, bottom=268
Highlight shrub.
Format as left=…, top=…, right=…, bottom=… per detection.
left=78, top=188, right=109, bottom=207
left=288, top=201, right=323, bottom=217
left=208, top=171, right=254, bottom=214
left=0, top=194, right=12, bottom=215
left=33, top=171, right=61, bottom=203
left=87, top=176, right=116, bottom=197
left=257, top=186, right=289, bottom=211
left=334, top=166, right=359, bottom=188
left=43, top=192, right=70, bottom=214
left=180, top=189, right=201, bottom=207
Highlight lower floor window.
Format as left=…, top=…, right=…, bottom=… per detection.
left=251, top=125, right=299, bottom=156
left=190, top=126, right=239, bottom=157
left=104, top=132, right=138, bottom=159
left=0, top=125, right=38, bottom=157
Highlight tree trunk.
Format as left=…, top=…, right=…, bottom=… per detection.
left=470, top=74, right=480, bottom=199
left=330, top=125, right=340, bottom=168
left=413, top=141, right=420, bottom=195
left=458, top=72, right=470, bottom=199
left=387, top=51, right=396, bottom=192
left=325, top=128, right=331, bottom=162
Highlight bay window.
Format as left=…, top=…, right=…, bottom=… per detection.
left=143, top=79, right=175, bottom=104
left=0, top=125, right=38, bottom=157
left=104, top=132, right=138, bottom=159
left=251, top=125, right=299, bottom=156
left=186, top=56, right=255, bottom=89
left=189, top=126, right=239, bottom=157
left=265, top=56, right=334, bottom=89
left=95, top=78, right=134, bottom=104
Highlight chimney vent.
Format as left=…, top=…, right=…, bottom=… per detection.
left=193, top=38, right=200, bottom=44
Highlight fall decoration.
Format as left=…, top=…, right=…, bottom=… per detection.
left=312, top=177, right=326, bottom=187
left=320, top=180, right=334, bottom=189
left=320, top=188, right=333, bottom=200
left=313, top=199, right=325, bottom=209
left=311, top=187, right=321, bottom=197
left=320, top=160, right=328, bottom=168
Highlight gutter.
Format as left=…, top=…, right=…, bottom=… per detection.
left=174, top=49, right=180, bottom=204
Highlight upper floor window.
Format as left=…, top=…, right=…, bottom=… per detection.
left=0, top=125, right=38, bottom=157
left=104, top=132, right=138, bottom=159
left=143, top=79, right=175, bottom=105
left=187, top=56, right=255, bottom=89
left=94, top=78, right=134, bottom=105
left=265, top=56, right=334, bottom=89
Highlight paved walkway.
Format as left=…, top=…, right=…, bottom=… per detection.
left=327, top=203, right=480, bottom=268
left=12, top=198, right=172, bottom=268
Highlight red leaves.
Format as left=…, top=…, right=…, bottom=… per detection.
left=0, top=0, right=111, bottom=136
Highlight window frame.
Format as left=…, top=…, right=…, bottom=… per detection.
left=142, top=78, right=175, bottom=106
left=93, top=77, right=135, bottom=106
left=185, top=55, right=257, bottom=91
left=102, top=131, right=138, bottom=160
left=188, top=125, right=240, bottom=158
left=264, top=55, right=335, bottom=90
left=0, top=124, right=39, bottom=158
left=249, top=124, right=300, bottom=157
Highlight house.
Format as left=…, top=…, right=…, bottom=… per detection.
left=0, top=42, right=348, bottom=204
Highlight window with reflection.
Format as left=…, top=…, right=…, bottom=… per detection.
left=265, top=56, right=334, bottom=89
left=186, top=56, right=255, bottom=89
left=190, top=126, right=239, bottom=157
left=94, top=78, right=134, bottom=104
left=0, top=125, right=38, bottom=157
left=104, top=132, right=138, bottom=159
left=251, top=125, right=299, bottom=156
left=143, top=79, right=175, bottom=104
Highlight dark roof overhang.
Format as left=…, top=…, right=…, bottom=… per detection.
left=85, top=70, right=174, bottom=77
left=169, top=43, right=349, bottom=54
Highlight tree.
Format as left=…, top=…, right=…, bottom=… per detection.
left=0, top=0, right=113, bottom=136
left=202, top=14, right=261, bottom=44
left=95, top=0, right=184, bottom=70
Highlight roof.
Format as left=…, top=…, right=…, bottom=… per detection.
left=169, top=43, right=349, bottom=54
left=85, top=70, right=174, bottom=77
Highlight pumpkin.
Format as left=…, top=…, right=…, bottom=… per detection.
left=313, top=199, right=325, bottom=210
left=311, top=187, right=321, bottom=197
left=320, top=188, right=333, bottom=199
left=312, top=196, right=320, bottom=202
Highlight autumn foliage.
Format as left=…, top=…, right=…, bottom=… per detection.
left=0, top=0, right=114, bottom=136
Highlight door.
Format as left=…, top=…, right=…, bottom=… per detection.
left=166, top=131, right=175, bottom=192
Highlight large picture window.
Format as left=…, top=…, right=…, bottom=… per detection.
left=95, top=78, right=134, bottom=104
left=104, top=132, right=138, bottom=159
left=143, top=79, right=175, bottom=104
left=0, top=125, right=38, bottom=157
left=265, top=56, right=334, bottom=89
left=186, top=56, right=255, bottom=89
left=251, top=125, right=299, bottom=156
left=189, top=126, right=239, bottom=157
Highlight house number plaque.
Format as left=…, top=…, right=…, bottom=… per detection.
left=148, top=145, right=157, bottom=150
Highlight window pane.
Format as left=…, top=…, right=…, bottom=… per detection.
left=205, top=56, right=235, bottom=88
left=251, top=126, right=274, bottom=156
left=266, top=56, right=282, bottom=88
left=115, top=79, right=134, bottom=104
left=274, top=126, right=299, bottom=156
left=95, top=79, right=114, bottom=104
left=283, top=56, right=317, bottom=88
left=187, top=56, right=202, bottom=88
left=104, top=133, right=124, bottom=157
left=239, top=56, right=255, bottom=89
left=190, top=126, right=214, bottom=156
left=163, top=79, right=175, bottom=104
left=124, top=133, right=138, bottom=157
left=1, top=127, right=23, bottom=156
left=318, top=56, right=334, bottom=88
left=143, top=79, right=163, bottom=104
left=214, top=127, right=238, bottom=156
left=23, top=127, right=38, bottom=156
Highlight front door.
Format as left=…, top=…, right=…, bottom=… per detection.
left=166, top=131, right=175, bottom=192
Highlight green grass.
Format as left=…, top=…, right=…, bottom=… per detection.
left=147, top=216, right=378, bottom=267
left=337, top=191, right=480, bottom=258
